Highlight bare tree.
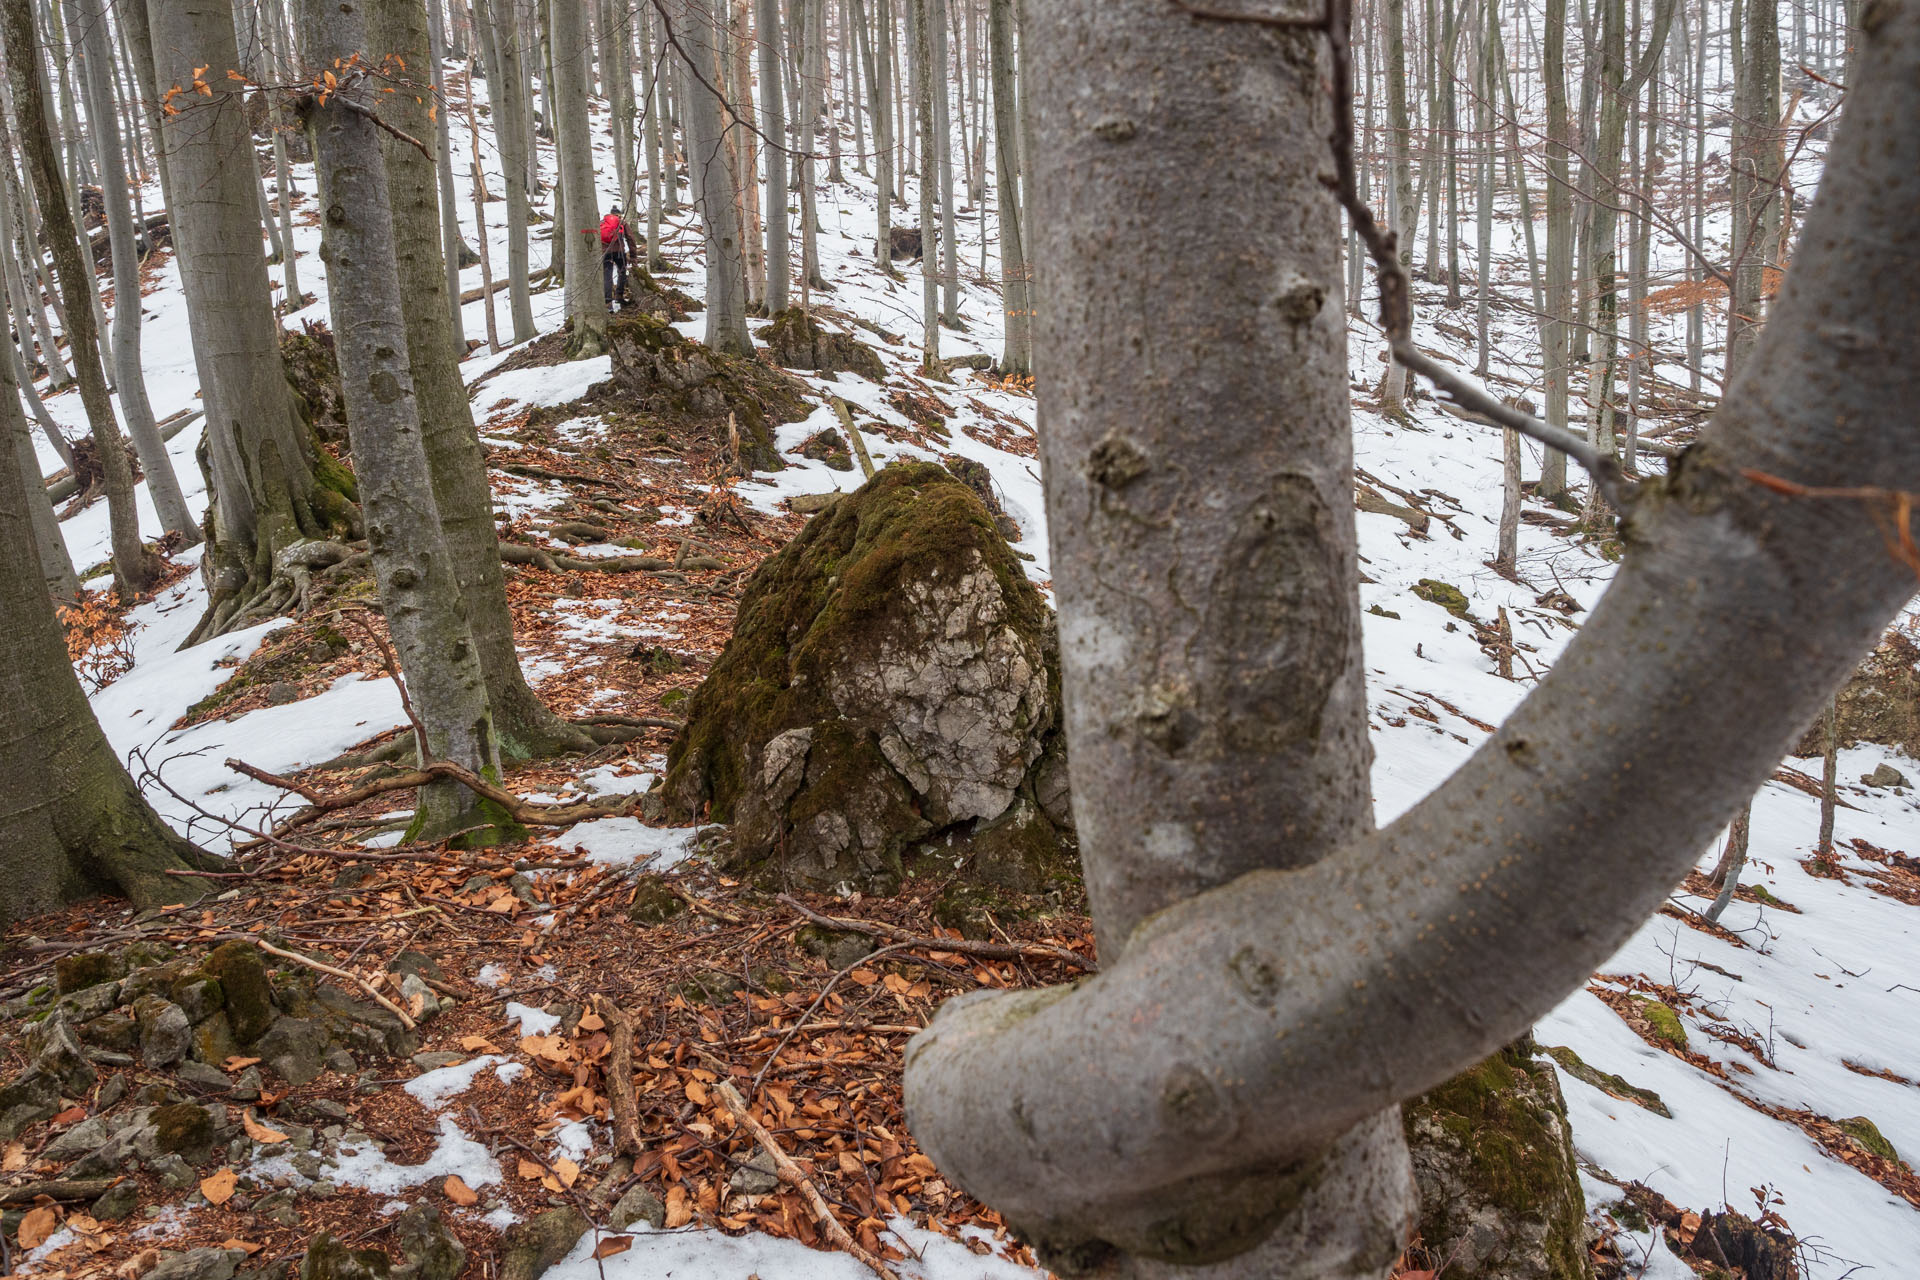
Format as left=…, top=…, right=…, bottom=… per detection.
left=3, top=0, right=157, bottom=596
left=676, top=0, right=753, bottom=354
left=904, top=5, right=1920, bottom=1277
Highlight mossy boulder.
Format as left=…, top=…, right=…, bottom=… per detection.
left=762, top=307, right=887, bottom=382
left=1638, top=999, right=1688, bottom=1050
left=54, top=951, right=127, bottom=995
left=1404, top=1039, right=1592, bottom=1280
left=626, top=874, right=687, bottom=925
left=1542, top=1045, right=1671, bottom=1118
left=1413, top=578, right=1474, bottom=619
left=620, top=261, right=702, bottom=323
left=1838, top=1115, right=1900, bottom=1163
left=663, top=463, right=1070, bottom=891
left=943, top=456, right=1022, bottom=541
left=799, top=428, right=855, bottom=471
left=498, top=1207, right=590, bottom=1280
left=149, top=1102, right=217, bottom=1164
left=204, top=941, right=277, bottom=1045
left=604, top=314, right=807, bottom=473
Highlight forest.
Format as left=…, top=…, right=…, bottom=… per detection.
left=0, top=0, right=1916, bottom=1277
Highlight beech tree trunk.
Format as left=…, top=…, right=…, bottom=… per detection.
left=299, top=0, right=508, bottom=842
left=549, top=0, right=606, bottom=355
left=678, top=0, right=753, bottom=354
left=1540, top=0, right=1574, bottom=499
left=987, top=0, right=1026, bottom=373
left=76, top=0, right=199, bottom=546
left=756, top=0, right=790, bottom=312
left=3, top=0, right=157, bottom=597
left=906, top=1, right=1920, bottom=1274
left=0, top=344, right=213, bottom=928
left=473, top=0, right=537, bottom=342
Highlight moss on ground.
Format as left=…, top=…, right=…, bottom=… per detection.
left=1838, top=1115, right=1900, bottom=1163
left=1639, top=999, right=1688, bottom=1050
left=1543, top=1044, right=1672, bottom=1117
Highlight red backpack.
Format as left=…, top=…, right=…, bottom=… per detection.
left=599, top=213, right=623, bottom=247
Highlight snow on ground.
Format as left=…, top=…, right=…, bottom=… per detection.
left=31, top=18, right=1917, bottom=1275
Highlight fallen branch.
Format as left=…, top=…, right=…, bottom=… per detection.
left=0, top=1178, right=122, bottom=1204
left=709, top=1075, right=901, bottom=1280
left=832, top=397, right=877, bottom=479
left=777, top=895, right=1096, bottom=971
left=226, top=758, right=638, bottom=833
left=592, top=996, right=646, bottom=1159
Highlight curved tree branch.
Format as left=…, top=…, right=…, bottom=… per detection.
left=903, top=0, right=1920, bottom=1267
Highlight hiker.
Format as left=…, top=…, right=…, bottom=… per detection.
left=601, top=204, right=640, bottom=307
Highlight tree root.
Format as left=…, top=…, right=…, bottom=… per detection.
left=777, top=894, right=1096, bottom=971
left=499, top=542, right=727, bottom=574
left=228, top=756, right=639, bottom=837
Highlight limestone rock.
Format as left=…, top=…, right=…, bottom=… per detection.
left=391, top=1203, right=466, bottom=1280
left=1403, top=1039, right=1592, bottom=1280
left=608, top=1185, right=666, bottom=1231
left=255, top=1017, right=329, bottom=1086
left=133, top=997, right=193, bottom=1068
left=91, top=1180, right=141, bottom=1220
left=142, top=1103, right=217, bottom=1165
left=300, top=1233, right=392, bottom=1280
left=498, top=1206, right=590, bottom=1280
left=0, top=1071, right=59, bottom=1142
left=664, top=463, right=1071, bottom=892
left=762, top=308, right=886, bottom=382
left=26, top=1017, right=98, bottom=1096
left=204, top=942, right=277, bottom=1044
left=148, top=1248, right=245, bottom=1280
left=54, top=952, right=127, bottom=995
left=1862, top=763, right=1908, bottom=789
left=728, top=1149, right=780, bottom=1195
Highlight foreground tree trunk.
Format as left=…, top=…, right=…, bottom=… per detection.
left=0, top=346, right=213, bottom=928
left=905, top=2, right=1920, bottom=1273
left=2, top=0, right=158, bottom=598
left=298, top=0, right=507, bottom=842
left=370, top=0, right=590, bottom=761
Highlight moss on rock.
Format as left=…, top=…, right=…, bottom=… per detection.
left=1413, top=578, right=1474, bottom=619
left=1404, top=1039, right=1592, bottom=1280
left=150, top=1102, right=217, bottom=1163
left=1639, top=999, right=1688, bottom=1050
left=604, top=315, right=807, bottom=473
left=662, top=463, right=1069, bottom=891
left=1838, top=1115, right=1900, bottom=1163
left=626, top=875, right=687, bottom=925
left=1542, top=1045, right=1671, bottom=1118
left=205, top=941, right=277, bottom=1045
left=762, top=307, right=886, bottom=382
left=53, top=952, right=126, bottom=995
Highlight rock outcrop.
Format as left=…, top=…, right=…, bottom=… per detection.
left=762, top=308, right=886, bottom=382
left=1403, top=1038, right=1593, bottom=1280
left=663, top=463, right=1072, bottom=893
left=603, top=315, right=808, bottom=473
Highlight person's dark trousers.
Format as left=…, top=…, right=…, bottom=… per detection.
left=603, top=250, right=628, bottom=304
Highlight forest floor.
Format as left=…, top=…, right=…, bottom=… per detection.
left=6, top=56, right=1920, bottom=1280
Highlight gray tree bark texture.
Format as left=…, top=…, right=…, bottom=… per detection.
left=987, top=0, right=1027, bottom=373
left=8, top=378, right=81, bottom=600
left=548, top=0, right=605, bottom=357
left=148, top=0, right=351, bottom=643
left=905, top=3, right=1920, bottom=1276
left=909, top=0, right=938, bottom=372
left=755, top=0, right=789, bottom=313
left=369, top=0, right=587, bottom=760
left=2, top=0, right=157, bottom=598
left=76, top=0, right=199, bottom=546
left=0, top=336, right=213, bottom=930
left=1539, top=0, right=1573, bottom=498
left=677, top=0, right=752, bottom=355
left=472, top=0, right=536, bottom=342
left=299, top=0, right=506, bottom=841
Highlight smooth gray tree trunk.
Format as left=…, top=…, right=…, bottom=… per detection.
left=548, top=0, right=606, bottom=356
left=473, top=0, right=536, bottom=342
left=678, top=0, right=752, bottom=354
left=755, top=0, right=789, bottom=313
left=987, top=0, right=1026, bottom=373
left=299, top=0, right=506, bottom=841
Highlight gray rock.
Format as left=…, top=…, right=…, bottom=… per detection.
left=27, top=1017, right=99, bottom=1096
left=498, top=1207, right=590, bottom=1280
left=177, top=1061, right=235, bottom=1093
left=136, top=1103, right=217, bottom=1165
left=289, top=1152, right=327, bottom=1179
left=608, top=1184, right=666, bottom=1230
left=397, top=974, right=437, bottom=1021
left=150, top=1153, right=198, bottom=1189
left=386, top=951, right=445, bottom=983
left=147, top=1248, right=245, bottom=1280
left=392, top=1203, right=467, bottom=1280
left=728, top=1149, right=780, bottom=1196
left=298, top=1099, right=351, bottom=1123
left=96, top=1075, right=129, bottom=1109
left=0, top=1070, right=59, bottom=1141
left=325, top=1049, right=358, bottom=1075
left=231, top=1066, right=264, bottom=1102
left=42, top=1115, right=113, bottom=1161
left=411, top=1052, right=467, bottom=1071
left=172, top=976, right=225, bottom=1024
left=306, top=1180, right=338, bottom=1199
left=508, top=873, right=538, bottom=905
left=299, top=1234, right=389, bottom=1280
left=53, top=982, right=124, bottom=1024
left=92, top=1180, right=142, bottom=1221
left=256, top=1188, right=302, bottom=1227
left=81, top=1012, right=140, bottom=1052
left=134, top=998, right=194, bottom=1068
left=256, top=1017, right=330, bottom=1086
left=1862, top=763, right=1909, bottom=788
left=313, top=986, right=416, bottom=1060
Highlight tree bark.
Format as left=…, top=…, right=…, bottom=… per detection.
left=3, top=0, right=157, bottom=597
left=549, top=0, right=606, bottom=356
left=909, top=0, right=938, bottom=373
left=76, top=0, right=199, bottom=546
left=298, top=0, right=507, bottom=842
left=906, top=0, right=1920, bottom=1268
left=987, top=0, right=1026, bottom=373
left=473, top=0, right=536, bottom=342
left=0, top=340, right=213, bottom=928
left=1540, top=0, right=1574, bottom=498
left=756, top=0, right=790, bottom=312
left=677, top=0, right=753, bottom=354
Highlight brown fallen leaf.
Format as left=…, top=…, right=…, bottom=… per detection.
left=116, top=1248, right=159, bottom=1279
left=592, top=1237, right=633, bottom=1260
left=444, top=1176, right=479, bottom=1206
left=459, top=1035, right=501, bottom=1053
left=2, top=1140, right=26, bottom=1172
left=665, top=1185, right=693, bottom=1229
left=17, top=1204, right=60, bottom=1250
left=517, top=1157, right=547, bottom=1181
left=242, top=1110, right=288, bottom=1144
left=222, top=1056, right=262, bottom=1072
left=685, top=1080, right=709, bottom=1106
left=219, top=1239, right=265, bottom=1255
left=49, top=1106, right=88, bottom=1127
left=200, top=1168, right=238, bottom=1206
